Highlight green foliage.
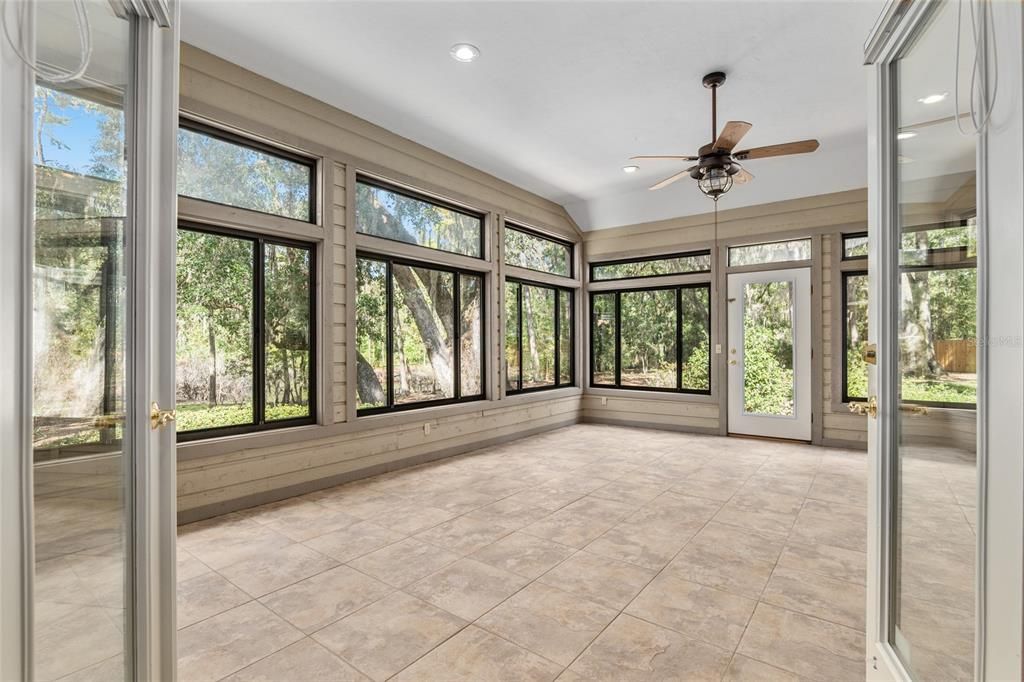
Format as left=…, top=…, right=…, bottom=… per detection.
left=742, top=282, right=795, bottom=415
left=504, top=228, right=570, bottom=276
left=356, top=182, right=481, bottom=258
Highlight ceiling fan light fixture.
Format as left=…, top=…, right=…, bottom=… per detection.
left=697, top=167, right=733, bottom=200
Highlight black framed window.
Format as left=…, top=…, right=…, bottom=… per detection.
left=590, top=250, right=710, bottom=282
left=505, top=279, right=574, bottom=394
left=842, top=232, right=869, bottom=260
left=590, top=284, right=711, bottom=394
left=840, top=220, right=977, bottom=408
left=728, top=238, right=811, bottom=267
left=175, top=223, right=316, bottom=439
left=504, top=224, right=573, bottom=277
left=177, top=119, right=316, bottom=223
left=355, top=177, right=484, bottom=259
left=355, top=254, right=484, bottom=414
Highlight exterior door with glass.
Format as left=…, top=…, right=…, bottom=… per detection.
left=726, top=267, right=812, bottom=440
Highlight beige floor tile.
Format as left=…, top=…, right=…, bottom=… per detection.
left=52, top=654, right=124, bottom=682
left=368, top=503, right=458, bottom=535
left=897, top=597, right=974, bottom=663
left=625, top=492, right=722, bottom=536
left=669, top=470, right=751, bottom=501
left=625, top=572, right=757, bottom=650
left=740, top=471, right=815, bottom=498
left=477, top=582, right=617, bottom=666
left=177, top=601, right=303, bottom=682
left=220, top=638, right=369, bottom=682
left=590, top=479, right=670, bottom=506
left=414, top=514, right=518, bottom=555
left=789, top=499, right=866, bottom=552
left=538, top=551, right=655, bottom=610
left=245, top=498, right=361, bottom=542
left=584, top=521, right=690, bottom=571
left=777, top=542, right=866, bottom=585
left=762, top=566, right=866, bottom=631
left=406, top=558, right=530, bottom=620
left=666, top=523, right=784, bottom=598
left=521, top=497, right=634, bottom=548
left=302, top=520, right=405, bottom=563
left=470, top=531, right=575, bottom=579
left=314, top=488, right=407, bottom=520
left=737, top=603, right=863, bottom=681
left=260, top=564, right=393, bottom=633
left=35, top=604, right=124, bottom=681
left=807, top=471, right=867, bottom=507
left=469, top=497, right=559, bottom=530
left=176, top=547, right=212, bottom=583
left=176, top=571, right=250, bottom=629
left=312, top=591, right=465, bottom=681
left=714, top=490, right=804, bottom=535
left=348, top=537, right=461, bottom=588
left=218, top=543, right=338, bottom=598
left=178, top=517, right=293, bottom=570
left=568, top=613, right=732, bottom=681
left=393, top=625, right=563, bottom=681
left=723, top=655, right=801, bottom=681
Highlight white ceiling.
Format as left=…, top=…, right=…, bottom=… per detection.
left=180, top=0, right=886, bottom=230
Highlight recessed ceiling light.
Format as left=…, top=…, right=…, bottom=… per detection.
left=898, top=131, right=917, bottom=140
left=622, top=165, right=639, bottom=174
left=450, top=43, right=479, bottom=63
left=917, top=92, right=947, bottom=105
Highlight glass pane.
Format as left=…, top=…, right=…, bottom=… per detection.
left=177, top=126, right=313, bottom=221
left=264, top=244, right=312, bottom=421
left=620, top=289, right=676, bottom=388
left=505, top=227, right=571, bottom=276
left=522, top=285, right=556, bottom=389
left=843, top=234, right=869, bottom=259
left=680, top=286, right=712, bottom=391
left=558, top=290, right=572, bottom=385
left=356, top=181, right=482, bottom=258
left=392, top=264, right=455, bottom=403
left=355, top=257, right=388, bottom=410
left=742, top=281, right=795, bottom=415
left=844, top=273, right=869, bottom=400
left=591, top=293, right=616, bottom=384
left=32, top=2, right=129, bottom=678
left=591, top=252, right=710, bottom=281
left=505, top=281, right=520, bottom=392
left=892, top=2, right=977, bottom=676
left=460, top=274, right=483, bottom=397
left=729, top=239, right=811, bottom=266
left=176, top=230, right=255, bottom=431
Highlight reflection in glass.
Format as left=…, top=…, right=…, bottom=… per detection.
left=742, top=281, right=795, bottom=415
left=591, top=293, right=616, bottom=385
left=891, top=2, right=977, bottom=678
left=620, top=289, right=676, bottom=388
left=31, top=2, right=130, bottom=677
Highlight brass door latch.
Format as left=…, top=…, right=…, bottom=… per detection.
left=863, top=343, right=877, bottom=365
left=849, top=395, right=878, bottom=418
left=151, top=402, right=176, bottom=430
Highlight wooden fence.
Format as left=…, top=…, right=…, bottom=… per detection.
left=934, top=339, right=977, bottom=373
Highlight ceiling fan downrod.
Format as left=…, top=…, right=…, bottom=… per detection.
left=702, top=71, right=727, bottom=144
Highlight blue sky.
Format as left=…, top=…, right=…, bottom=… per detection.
left=34, top=88, right=108, bottom=175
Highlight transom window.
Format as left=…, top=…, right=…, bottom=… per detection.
left=729, top=238, right=811, bottom=267
left=355, top=255, right=484, bottom=413
left=842, top=232, right=869, bottom=259
left=591, top=284, right=711, bottom=393
left=505, top=279, right=573, bottom=393
left=355, top=177, right=484, bottom=258
left=177, top=120, right=316, bottom=223
left=175, top=225, right=316, bottom=439
left=590, top=250, right=711, bottom=282
left=503, top=224, right=573, bottom=277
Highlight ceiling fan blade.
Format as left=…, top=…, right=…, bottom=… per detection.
left=649, top=166, right=699, bottom=191
left=733, top=167, right=754, bottom=184
left=713, top=121, right=752, bottom=152
left=630, top=155, right=700, bottom=161
left=733, top=139, right=820, bottom=161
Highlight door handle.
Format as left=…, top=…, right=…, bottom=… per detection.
left=150, top=402, right=176, bottom=430
left=863, top=343, right=877, bottom=365
left=729, top=359, right=737, bottom=365
left=848, top=395, right=878, bottom=418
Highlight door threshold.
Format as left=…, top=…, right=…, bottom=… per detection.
left=727, top=433, right=812, bottom=445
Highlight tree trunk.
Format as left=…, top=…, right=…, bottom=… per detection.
left=282, top=348, right=292, bottom=404
left=523, top=289, right=540, bottom=382
left=356, top=350, right=386, bottom=406
left=392, top=266, right=454, bottom=396
left=207, top=311, right=217, bottom=406
left=394, top=312, right=411, bottom=394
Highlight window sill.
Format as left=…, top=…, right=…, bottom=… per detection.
left=583, top=387, right=717, bottom=403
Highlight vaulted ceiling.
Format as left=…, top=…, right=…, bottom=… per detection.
left=181, top=1, right=885, bottom=230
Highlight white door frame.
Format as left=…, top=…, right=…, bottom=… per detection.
left=865, top=0, right=1023, bottom=679
left=726, top=267, right=812, bottom=441
left=0, top=1, right=180, bottom=678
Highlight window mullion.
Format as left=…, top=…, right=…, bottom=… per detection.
left=454, top=273, right=462, bottom=400
left=385, top=260, right=395, bottom=409
left=614, top=291, right=622, bottom=387
left=254, top=238, right=266, bottom=425
left=676, top=287, right=683, bottom=390
left=554, top=289, right=561, bottom=388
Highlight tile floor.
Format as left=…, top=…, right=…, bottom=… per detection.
left=174, top=425, right=872, bottom=681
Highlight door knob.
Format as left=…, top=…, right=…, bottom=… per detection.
left=150, top=402, right=176, bottom=430
left=863, top=343, right=877, bottom=365
left=848, top=395, right=878, bottom=418
left=729, top=359, right=737, bottom=365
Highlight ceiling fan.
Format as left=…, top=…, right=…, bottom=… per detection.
left=631, top=72, right=820, bottom=200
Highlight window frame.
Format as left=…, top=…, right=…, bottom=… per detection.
left=841, top=231, right=870, bottom=261
left=504, top=276, right=575, bottom=395
left=503, top=223, right=575, bottom=279
left=178, top=117, right=318, bottom=225
left=355, top=175, right=487, bottom=260
left=176, top=221, right=318, bottom=442
left=589, top=249, right=712, bottom=283
left=355, top=251, right=487, bottom=416
left=727, top=238, right=813, bottom=267
left=841, top=269, right=869, bottom=404
left=589, top=282, right=712, bottom=395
